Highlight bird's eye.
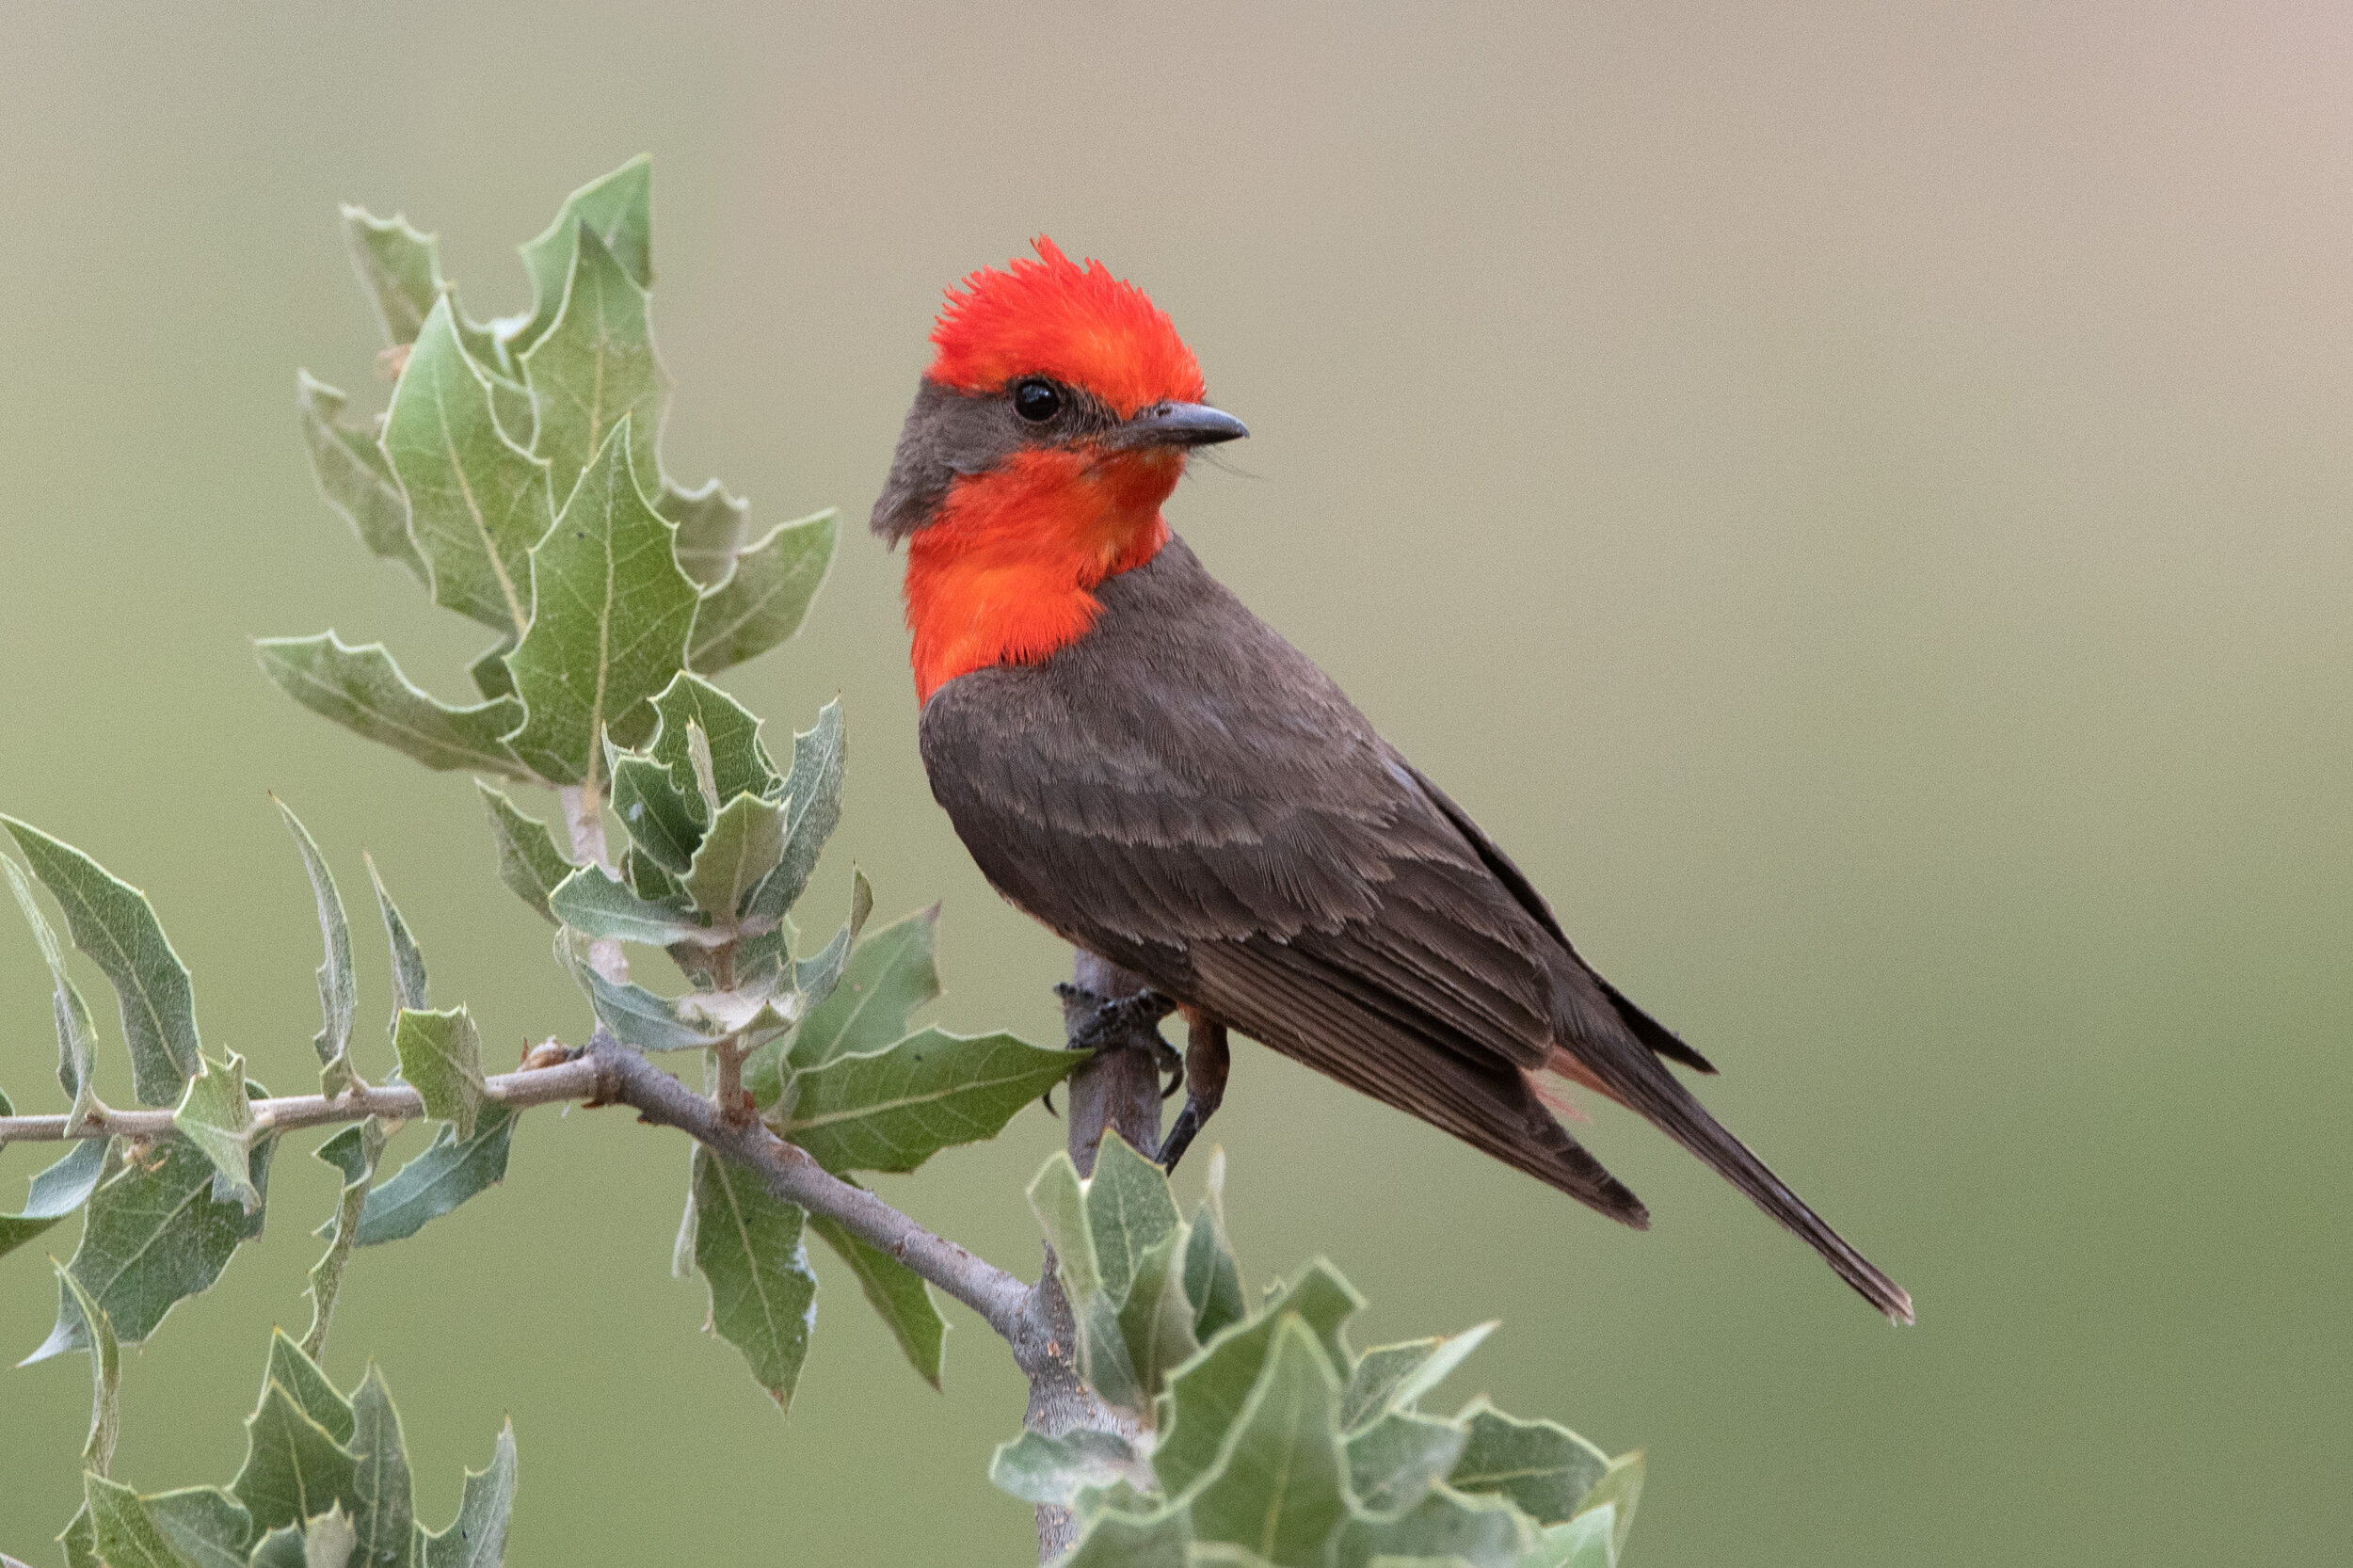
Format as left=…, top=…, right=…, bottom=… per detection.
left=1013, top=379, right=1062, bottom=423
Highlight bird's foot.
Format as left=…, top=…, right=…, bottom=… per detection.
left=1053, top=982, right=1180, bottom=1065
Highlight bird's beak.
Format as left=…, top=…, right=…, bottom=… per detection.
left=1117, top=402, right=1250, bottom=449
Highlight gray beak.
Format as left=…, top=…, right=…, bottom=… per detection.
left=1119, top=401, right=1251, bottom=449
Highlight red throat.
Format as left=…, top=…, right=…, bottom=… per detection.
left=904, top=447, right=1179, bottom=704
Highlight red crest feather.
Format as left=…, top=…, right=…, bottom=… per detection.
left=927, top=238, right=1205, bottom=416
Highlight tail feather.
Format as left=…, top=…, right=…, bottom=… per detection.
left=1552, top=1045, right=1914, bottom=1323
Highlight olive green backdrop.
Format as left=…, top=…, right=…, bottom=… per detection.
left=2, top=4, right=2345, bottom=1563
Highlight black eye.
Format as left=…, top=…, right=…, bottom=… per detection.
left=1013, top=379, right=1062, bottom=423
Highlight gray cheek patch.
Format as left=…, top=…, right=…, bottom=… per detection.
left=870, top=378, right=1128, bottom=543
left=872, top=380, right=1018, bottom=542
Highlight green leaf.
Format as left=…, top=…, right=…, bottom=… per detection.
left=250, top=1525, right=306, bottom=1568
left=776, top=1028, right=1078, bottom=1174
left=384, top=296, right=555, bottom=636
left=392, top=1008, right=488, bottom=1139
left=304, top=1120, right=385, bottom=1362
left=608, top=752, right=702, bottom=872
left=1031, top=1144, right=1148, bottom=1412
left=143, top=1488, right=256, bottom=1568
left=1567, top=1453, right=1641, bottom=1560
left=682, top=792, right=785, bottom=922
left=303, top=1505, right=359, bottom=1568
left=1188, top=1317, right=1351, bottom=1566
left=1156, top=1263, right=1365, bottom=1497
left=686, top=510, right=837, bottom=674
left=54, top=1259, right=120, bottom=1475
left=275, top=801, right=358, bottom=1096
left=27, top=1120, right=274, bottom=1358
left=171, top=1053, right=263, bottom=1213
left=659, top=477, right=748, bottom=588
left=987, top=1428, right=1140, bottom=1506
left=502, top=419, right=697, bottom=785
left=1332, top=1487, right=1532, bottom=1568
left=578, top=963, right=724, bottom=1052
left=746, top=885, right=901, bottom=1103
left=232, top=1379, right=360, bottom=1534
left=265, top=1326, right=357, bottom=1442
left=1529, top=1509, right=1614, bottom=1568
left=4, top=851, right=102, bottom=1128
left=468, top=636, right=519, bottom=701
left=296, top=374, right=427, bottom=584
left=1061, top=1508, right=1193, bottom=1568
left=0, top=1137, right=107, bottom=1262
left=622, top=843, right=690, bottom=907
left=808, top=1205, right=946, bottom=1390
left=1341, top=1323, right=1497, bottom=1433
left=85, top=1475, right=200, bottom=1568
left=349, top=1365, right=417, bottom=1568
left=418, top=1419, right=517, bottom=1568
left=647, top=672, right=779, bottom=807
left=1445, top=1403, right=1609, bottom=1528
left=789, top=904, right=939, bottom=1070
left=741, top=700, right=843, bottom=927
left=59, top=1500, right=98, bottom=1568
left=520, top=224, right=669, bottom=510
left=1026, top=1149, right=1142, bottom=1411
left=510, top=154, right=651, bottom=358
left=342, top=207, right=457, bottom=352
left=474, top=784, right=573, bottom=923
left=255, top=635, right=530, bottom=779
left=690, top=1144, right=817, bottom=1407
left=1088, top=1131, right=1184, bottom=1306
left=2, top=816, right=200, bottom=1106
left=1184, top=1154, right=1247, bottom=1346
left=778, top=868, right=872, bottom=1019
left=353, top=1104, right=516, bottom=1247
left=313, top=1125, right=375, bottom=1192
left=365, top=855, right=430, bottom=1016
left=547, top=865, right=709, bottom=948
left=1348, top=1412, right=1467, bottom=1516
left=1118, top=1228, right=1201, bottom=1405
left=1029, top=1150, right=1104, bottom=1303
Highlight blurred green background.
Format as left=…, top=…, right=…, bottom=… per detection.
left=3, top=3, right=2346, bottom=1562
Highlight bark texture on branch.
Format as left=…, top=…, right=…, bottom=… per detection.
left=583, top=1032, right=1043, bottom=1343
left=0, top=1059, right=601, bottom=1146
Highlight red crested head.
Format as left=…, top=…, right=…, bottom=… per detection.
left=927, top=238, right=1205, bottom=416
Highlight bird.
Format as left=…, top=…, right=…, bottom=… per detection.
left=873, top=238, right=1911, bottom=1322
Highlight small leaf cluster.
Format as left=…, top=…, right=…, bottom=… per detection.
left=264, top=155, right=837, bottom=791
left=61, top=1324, right=515, bottom=1568
left=0, top=799, right=526, bottom=1378
left=509, top=672, right=1084, bottom=1407
left=1000, top=1139, right=1644, bottom=1568
left=0, top=811, right=282, bottom=1361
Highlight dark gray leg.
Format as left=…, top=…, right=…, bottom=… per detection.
left=1156, top=1015, right=1229, bottom=1173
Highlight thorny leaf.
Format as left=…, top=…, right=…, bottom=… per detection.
left=275, top=799, right=358, bottom=1096
left=1, top=815, right=200, bottom=1105
left=384, top=295, right=554, bottom=635
left=254, top=635, right=530, bottom=779
left=502, top=420, right=697, bottom=785
left=296, top=373, right=427, bottom=584
left=690, top=1144, right=818, bottom=1407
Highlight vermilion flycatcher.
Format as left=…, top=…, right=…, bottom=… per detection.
left=875, top=241, right=1910, bottom=1321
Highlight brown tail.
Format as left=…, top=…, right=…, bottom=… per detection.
left=1547, top=1045, right=1914, bottom=1323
